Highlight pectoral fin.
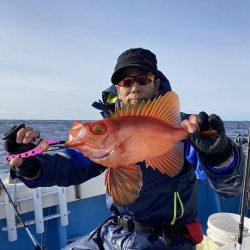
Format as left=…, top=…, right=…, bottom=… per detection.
left=105, top=165, right=142, bottom=206
left=145, top=142, right=184, bottom=177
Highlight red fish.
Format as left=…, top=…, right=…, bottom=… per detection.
left=65, top=92, right=190, bottom=206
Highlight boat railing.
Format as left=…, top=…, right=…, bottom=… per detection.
left=0, top=173, right=106, bottom=242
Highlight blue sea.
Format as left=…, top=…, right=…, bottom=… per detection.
left=0, top=120, right=249, bottom=178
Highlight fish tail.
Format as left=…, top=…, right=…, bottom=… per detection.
left=105, top=165, right=142, bottom=206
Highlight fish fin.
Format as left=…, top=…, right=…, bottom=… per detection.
left=105, top=165, right=142, bottom=206
left=111, top=91, right=181, bottom=128
left=145, top=142, right=184, bottom=177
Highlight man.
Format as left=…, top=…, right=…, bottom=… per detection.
left=5, top=48, right=244, bottom=249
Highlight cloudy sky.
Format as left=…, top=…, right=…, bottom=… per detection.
left=0, top=0, right=249, bottom=120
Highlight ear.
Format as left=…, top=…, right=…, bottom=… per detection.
left=156, top=79, right=161, bottom=90
left=155, top=79, right=161, bottom=95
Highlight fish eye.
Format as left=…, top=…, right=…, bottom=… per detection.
left=90, top=122, right=107, bottom=135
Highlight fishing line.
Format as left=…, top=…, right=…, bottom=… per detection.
left=0, top=177, right=46, bottom=250
left=237, top=127, right=250, bottom=246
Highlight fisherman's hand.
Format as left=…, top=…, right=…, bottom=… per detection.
left=182, top=112, right=233, bottom=166
left=2, top=124, right=42, bottom=179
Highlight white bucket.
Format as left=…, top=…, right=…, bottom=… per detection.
left=207, top=213, right=250, bottom=247
left=216, top=237, right=250, bottom=249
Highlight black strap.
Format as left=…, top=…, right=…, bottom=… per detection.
left=87, top=215, right=188, bottom=247
left=114, top=215, right=187, bottom=235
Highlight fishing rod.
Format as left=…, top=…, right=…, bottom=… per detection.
left=0, top=178, right=46, bottom=250
left=237, top=127, right=250, bottom=246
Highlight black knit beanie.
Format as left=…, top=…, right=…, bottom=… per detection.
left=111, top=48, right=159, bottom=84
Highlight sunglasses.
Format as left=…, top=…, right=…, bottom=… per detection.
left=117, top=73, right=155, bottom=87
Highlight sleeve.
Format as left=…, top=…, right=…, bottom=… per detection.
left=17, top=147, right=106, bottom=188
left=185, top=141, right=244, bottom=198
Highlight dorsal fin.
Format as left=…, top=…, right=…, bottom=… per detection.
left=110, top=91, right=181, bottom=128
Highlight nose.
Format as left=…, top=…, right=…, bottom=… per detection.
left=131, top=81, right=142, bottom=93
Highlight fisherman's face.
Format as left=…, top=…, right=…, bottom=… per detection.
left=115, top=67, right=160, bottom=105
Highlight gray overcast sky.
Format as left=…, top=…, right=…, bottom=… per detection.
left=0, top=0, right=249, bottom=120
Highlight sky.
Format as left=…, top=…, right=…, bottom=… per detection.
left=0, top=0, right=249, bottom=121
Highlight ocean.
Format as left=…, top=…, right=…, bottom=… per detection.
left=0, top=120, right=249, bottom=178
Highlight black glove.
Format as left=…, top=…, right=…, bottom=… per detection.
left=189, top=112, right=233, bottom=166
left=2, top=124, right=41, bottom=178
